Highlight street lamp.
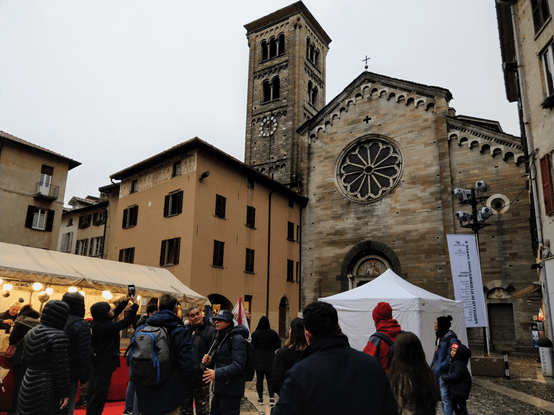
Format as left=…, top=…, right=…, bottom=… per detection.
left=453, top=180, right=493, bottom=355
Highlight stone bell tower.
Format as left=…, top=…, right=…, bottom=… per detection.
left=243, top=2, right=331, bottom=191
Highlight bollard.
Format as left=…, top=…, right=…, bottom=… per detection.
left=503, top=351, right=510, bottom=379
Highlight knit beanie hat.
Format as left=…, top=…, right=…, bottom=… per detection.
left=372, top=302, right=393, bottom=324
left=91, top=301, right=112, bottom=322
left=41, top=300, right=70, bottom=330
left=436, top=315, right=453, bottom=338
left=62, top=292, right=86, bottom=318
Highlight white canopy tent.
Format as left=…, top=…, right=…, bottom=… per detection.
left=320, top=269, right=468, bottom=363
left=0, top=242, right=210, bottom=305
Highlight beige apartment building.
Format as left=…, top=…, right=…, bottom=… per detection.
left=0, top=131, right=80, bottom=250
left=106, top=138, right=306, bottom=333
left=497, top=0, right=554, bottom=337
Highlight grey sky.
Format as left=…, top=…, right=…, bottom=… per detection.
left=0, top=1, right=517, bottom=206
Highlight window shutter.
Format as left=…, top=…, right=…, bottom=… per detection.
left=131, top=206, right=138, bottom=226
left=174, top=238, right=181, bottom=265
left=45, top=209, right=55, bottom=232
left=129, top=248, right=135, bottom=264
left=160, top=240, right=166, bottom=266
left=164, top=195, right=170, bottom=217
left=540, top=154, right=554, bottom=216
left=119, top=249, right=124, bottom=262
left=122, top=209, right=128, bottom=228
left=176, top=191, right=183, bottom=215
left=25, top=206, right=35, bottom=228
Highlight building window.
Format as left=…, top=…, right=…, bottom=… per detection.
left=213, top=240, right=225, bottom=267
left=93, top=212, right=106, bottom=226
left=261, top=33, right=285, bottom=61
left=296, top=261, right=300, bottom=283
left=60, top=232, right=73, bottom=253
left=540, top=42, right=554, bottom=108
left=130, top=179, right=139, bottom=194
left=306, top=37, right=319, bottom=67
left=296, top=225, right=300, bottom=242
left=336, top=135, right=403, bottom=204
left=25, top=206, right=54, bottom=232
left=541, top=154, right=554, bottom=216
left=246, top=206, right=256, bottom=228
left=38, top=165, right=53, bottom=195
left=308, top=80, right=318, bottom=105
left=78, top=214, right=92, bottom=229
left=90, top=236, right=104, bottom=257
left=246, top=177, right=255, bottom=189
left=160, top=237, right=181, bottom=266
left=67, top=218, right=73, bottom=226
left=122, top=205, right=138, bottom=228
left=287, top=196, right=294, bottom=208
left=532, top=0, right=551, bottom=33
left=287, top=259, right=294, bottom=281
left=172, top=161, right=182, bottom=177
left=287, top=221, right=295, bottom=241
left=75, top=239, right=88, bottom=256
left=245, top=248, right=255, bottom=273
left=215, top=195, right=226, bottom=218
left=164, top=190, right=183, bottom=217
left=119, top=247, right=135, bottom=264
left=262, top=77, right=280, bottom=103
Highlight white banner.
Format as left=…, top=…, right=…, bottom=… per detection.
left=447, top=234, right=488, bottom=328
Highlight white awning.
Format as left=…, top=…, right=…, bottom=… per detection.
left=0, top=242, right=209, bottom=305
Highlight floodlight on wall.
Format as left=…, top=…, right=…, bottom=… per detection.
left=199, top=171, right=210, bottom=182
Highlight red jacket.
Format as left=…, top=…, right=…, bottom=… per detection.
left=362, top=318, right=402, bottom=372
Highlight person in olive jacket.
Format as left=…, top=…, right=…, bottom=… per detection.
left=62, top=292, right=92, bottom=415
left=441, top=342, right=472, bottom=415
left=87, top=295, right=138, bottom=415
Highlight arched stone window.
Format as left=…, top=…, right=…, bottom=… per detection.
left=261, top=40, right=268, bottom=61
left=335, top=135, right=403, bottom=203
left=269, top=37, right=277, bottom=58
left=262, top=77, right=280, bottom=103
left=278, top=33, right=285, bottom=55
left=261, top=33, right=285, bottom=62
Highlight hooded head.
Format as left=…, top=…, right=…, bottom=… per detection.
left=41, top=300, right=70, bottom=330
left=90, top=301, right=112, bottom=322
left=372, top=302, right=393, bottom=324
left=435, top=315, right=453, bottom=338
left=62, top=292, right=86, bottom=318
left=255, top=315, right=270, bottom=330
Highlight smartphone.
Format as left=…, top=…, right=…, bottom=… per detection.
left=128, top=284, right=136, bottom=298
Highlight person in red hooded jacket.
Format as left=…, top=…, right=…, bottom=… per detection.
left=363, top=302, right=402, bottom=373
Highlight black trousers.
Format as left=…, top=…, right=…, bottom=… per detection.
left=452, top=396, right=468, bottom=415
left=86, top=369, right=113, bottom=415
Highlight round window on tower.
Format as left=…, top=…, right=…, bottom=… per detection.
left=335, top=135, right=403, bottom=203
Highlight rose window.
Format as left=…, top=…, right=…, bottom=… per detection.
left=336, top=136, right=402, bottom=203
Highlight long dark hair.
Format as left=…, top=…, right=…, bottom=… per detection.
left=284, top=317, right=307, bottom=351
left=388, top=331, right=440, bottom=415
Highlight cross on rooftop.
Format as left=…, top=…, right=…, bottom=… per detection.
left=363, top=55, right=371, bottom=70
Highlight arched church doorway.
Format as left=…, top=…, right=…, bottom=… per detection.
left=340, top=241, right=402, bottom=290
left=278, top=296, right=290, bottom=338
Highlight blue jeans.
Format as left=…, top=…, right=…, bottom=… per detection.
left=439, top=377, right=453, bottom=415
left=124, top=381, right=139, bottom=415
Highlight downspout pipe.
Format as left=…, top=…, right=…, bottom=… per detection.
left=266, top=190, right=275, bottom=316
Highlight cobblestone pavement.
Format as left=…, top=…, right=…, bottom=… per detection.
left=246, top=356, right=554, bottom=415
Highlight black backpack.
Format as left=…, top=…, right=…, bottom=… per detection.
left=369, top=332, right=396, bottom=369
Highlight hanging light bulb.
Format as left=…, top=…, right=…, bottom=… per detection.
left=137, top=295, right=141, bottom=302
left=3, top=284, right=13, bottom=291
left=45, top=287, right=53, bottom=295
left=32, top=282, right=43, bottom=291
left=68, top=286, right=78, bottom=293
left=102, top=291, right=112, bottom=300
left=79, top=291, right=85, bottom=297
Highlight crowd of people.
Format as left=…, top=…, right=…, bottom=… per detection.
left=0, top=296, right=472, bottom=415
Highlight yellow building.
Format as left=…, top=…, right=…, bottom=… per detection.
left=0, top=131, right=80, bottom=250
left=106, top=137, right=306, bottom=334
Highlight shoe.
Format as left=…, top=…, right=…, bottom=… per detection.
left=257, top=398, right=263, bottom=404
left=269, top=398, right=275, bottom=407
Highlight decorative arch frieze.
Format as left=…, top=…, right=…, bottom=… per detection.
left=448, top=129, right=524, bottom=165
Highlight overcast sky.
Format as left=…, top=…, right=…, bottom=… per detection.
left=0, top=0, right=517, bottom=206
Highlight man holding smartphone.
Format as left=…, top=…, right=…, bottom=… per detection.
left=87, top=293, right=138, bottom=415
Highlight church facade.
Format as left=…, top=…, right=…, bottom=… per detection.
left=244, top=2, right=538, bottom=353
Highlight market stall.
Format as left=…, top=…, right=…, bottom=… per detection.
left=0, top=242, right=210, bottom=408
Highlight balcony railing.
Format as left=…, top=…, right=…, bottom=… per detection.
left=33, top=182, right=59, bottom=201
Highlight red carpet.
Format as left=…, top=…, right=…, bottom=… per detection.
left=75, top=401, right=125, bottom=415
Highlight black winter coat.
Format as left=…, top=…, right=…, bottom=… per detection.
left=65, top=314, right=92, bottom=383
left=18, top=326, right=70, bottom=415
left=251, top=316, right=280, bottom=372
left=441, top=343, right=472, bottom=399
left=270, top=346, right=303, bottom=395
left=90, top=300, right=138, bottom=374
left=9, top=309, right=40, bottom=366
left=189, top=317, right=216, bottom=386
left=209, top=324, right=249, bottom=397
left=272, top=334, right=397, bottom=415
